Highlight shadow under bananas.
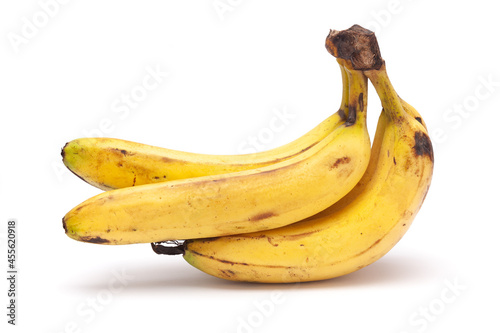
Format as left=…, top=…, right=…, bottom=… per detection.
left=66, top=252, right=445, bottom=293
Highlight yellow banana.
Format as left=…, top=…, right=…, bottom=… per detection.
left=400, top=98, right=428, bottom=130
left=179, top=61, right=434, bottom=283
left=62, top=61, right=371, bottom=245
left=61, top=62, right=350, bottom=191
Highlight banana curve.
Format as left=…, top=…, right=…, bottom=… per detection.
left=62, top=61, right=350, bottom=190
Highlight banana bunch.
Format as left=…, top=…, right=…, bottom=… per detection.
left=62, top=25, right=433, bottom=283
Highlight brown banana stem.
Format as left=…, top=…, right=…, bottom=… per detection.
left=325, top=24, right=383, bottom=71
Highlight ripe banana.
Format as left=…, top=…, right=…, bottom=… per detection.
left=179, top=61, right=434, bottom=283
left=62, top=62, right=371, bottom=245
left=400, top=98, right=427, bottom=130
left=61, top=62, right=350, bottom=191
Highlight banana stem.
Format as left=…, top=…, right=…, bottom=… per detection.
left=364, top=64, right=405, bottom=122
left=338, top=59, right=350, bottom=119
left=339, top=59, right=368, bottom=127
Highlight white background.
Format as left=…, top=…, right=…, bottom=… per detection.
left=1, top=0, right=499, bottom=332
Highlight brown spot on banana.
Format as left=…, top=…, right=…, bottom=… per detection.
left=358, top=92, right=364, bottom=114
left=111, top=148, right=134, bottom=156
left=413, top=131, right=434, bottom=162
left=219, top=269, right=236, bottom=278
left=346, top=103, right=357, bottom=126
left=161, top=156, right=176, bottom=163
left=330, top=156, right=351, bottom=170
left=267, top=237, right=279, bottom=247
left=345, top=92, right=364, bottom=127
left=249, top=211, right=276, bottom=222
left=79, top=236, right=110, bottom=244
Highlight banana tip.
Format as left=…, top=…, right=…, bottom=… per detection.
left=151, top=242, right=185, bottom=255
left=61, top=142, right=68, bottom=160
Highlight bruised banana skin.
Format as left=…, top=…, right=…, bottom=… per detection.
left=182, top=64, right=434, bottom=283
left=62, top=67, right=371, bottom=245
left=61, top=63, right=350, bottom=191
